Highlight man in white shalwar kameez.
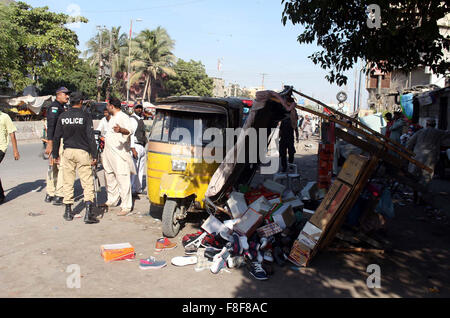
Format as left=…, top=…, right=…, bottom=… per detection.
left=102, top=98, right=136, bottom=215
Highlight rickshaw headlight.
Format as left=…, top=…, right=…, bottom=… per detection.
left=172, top=160, right=187, bottom=171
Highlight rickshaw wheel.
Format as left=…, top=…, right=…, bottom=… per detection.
left=162, top=199, right=181, bottom=238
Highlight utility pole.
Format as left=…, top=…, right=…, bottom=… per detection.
left=260, top=73, right=268, bottom=90
left=126, top=19, right=132, bottom=104
left=106, top=28, right=113, bottom=101
left=97, top=27, right=103, bottom=102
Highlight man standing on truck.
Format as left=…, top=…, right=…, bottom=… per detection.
left=45, top=87, right=70, bottom=205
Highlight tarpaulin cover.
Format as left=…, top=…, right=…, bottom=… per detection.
left=400, top=93, right=414, bottom=119
left=7, top=95, right=54, bottom=115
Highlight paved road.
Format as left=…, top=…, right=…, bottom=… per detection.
left=0, top=142, right=449, bottom=298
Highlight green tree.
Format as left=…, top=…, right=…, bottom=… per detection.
left=130, top=27, right=176, bottom=102
left=0, top=3, right=27, bottom=91
left=39, top=59, right=97, bottom=99
left=8, top=1, right=88, bottom=89
left=282, top=0, right=450, bottom=86
left=162, top=59, right=214, bottom=97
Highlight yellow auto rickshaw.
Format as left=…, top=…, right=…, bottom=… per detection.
left=147, top=96, right=246, bottom=237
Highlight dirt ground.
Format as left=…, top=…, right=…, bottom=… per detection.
left=0, top=139, right=449, bottom=298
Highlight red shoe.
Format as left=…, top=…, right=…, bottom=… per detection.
left=155, top=237, right=177, bottom=251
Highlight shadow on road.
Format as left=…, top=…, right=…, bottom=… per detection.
left=4, top=179, right=46, bottom=201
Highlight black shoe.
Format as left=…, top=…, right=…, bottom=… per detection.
left=0, top=196, right=5, bottom=205
left=64, top=205, right=74, bottom=221
left=45, top=194, right=54, bottom=203
left=53, top=196, right=63, bottom=206
left=84, top=201, right=99, bottom=224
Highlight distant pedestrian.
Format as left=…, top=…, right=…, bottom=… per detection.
left=0, top=110, right=20, bottom=204
left=406, top=118, right=450, bottom=203
left=384, top=112, right=393, bottom=138
left=97, top=108, right=111, bottom=136
left=301, top=115, right=312, bottom=140
left=388, top=111, right=405, bottom=144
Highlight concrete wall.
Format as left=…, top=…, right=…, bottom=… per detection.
left=12, top=120, right=153, bottom=143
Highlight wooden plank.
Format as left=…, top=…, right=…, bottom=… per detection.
left=318, top=155, right=380, bottom=250
left=292, top=89, right=414, bottom=156
left=335, top=128, right=404, bottom=168
left=293, top=104, right=433, bottom=173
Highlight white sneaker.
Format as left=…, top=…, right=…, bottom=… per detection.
left=210, top=247, right=229, bottom=274
left=257, top=251, right=264, bottom=263
left=239, top=235, right=249, bottom=250
left=171, top=256, right=198, bottom=267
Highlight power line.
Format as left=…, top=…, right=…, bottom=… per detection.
left=83, top=0, right=209, bottom=14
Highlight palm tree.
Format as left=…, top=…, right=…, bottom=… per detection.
left=129, top=26, right=176, bottom=102
left=84, top=27, right=128, bottom=99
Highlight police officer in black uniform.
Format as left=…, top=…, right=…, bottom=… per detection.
left=52, top=92, right=99, bottom=224
left=45, top=87, right=70, bottom=205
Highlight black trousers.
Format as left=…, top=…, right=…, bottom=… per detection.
left=279, top=139, right=295, bottom=172
left=0, top=150, right=5, bottom=198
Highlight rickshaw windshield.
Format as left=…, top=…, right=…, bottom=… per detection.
left=149, top=110, right=226, bottom=146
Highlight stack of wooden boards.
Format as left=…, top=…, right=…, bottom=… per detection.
left=288, top=154, right=379, bottom=267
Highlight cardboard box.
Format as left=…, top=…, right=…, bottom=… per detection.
left=201, top=214, right=228, bottom=234
left=101, top=243, right=135, bottom=262
left=288, top=240, right=312, bottom=267
left=271, top=204, right=296, bottom=229
left=263, top=179, right=286, bottom=194
left=310, top=180, right=352, bottom=230
left=233, top=208, right=264, bottom=237
left=248, top=195, right=273, bottom=216
left=227, top=191, right=248, bottom=219
left=337, top=154, right=368, bottom=185
left=297, top=221, right=323, bottom=249
left=256, top=222, right=283, bottom=237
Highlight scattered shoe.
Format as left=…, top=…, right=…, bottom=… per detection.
left=227, top=256, right=246, bottom=269
left=260, top=237, right=269, bottom=250
left=201, top=233, right=225, bottom=249
left=171, top=256, right=198, bottom=266
left=184, top=244, right=198, bottom=255
left=257, top=250, right=264, bottom=264
left=239, top=235, right=249, bottom=251
left=229, top=233, right=243, bottom=256
left=219, top=230, right=234, bottom=242
left=247, top=261, right=268, bottom=281
left=182, top=231, right=206, bottom=248
left=204, top=247, right=223, bottom=261
left=263, top=250, right=274, bottom=263
left=44, top=194, right=54, bottom=203
left=52, top=196, right=63, bottom=206
left=139, top=257, right=167, bottom=270
left=155, top=237, right=177, bottom=252
left=210, top=247, right=230, bottom=274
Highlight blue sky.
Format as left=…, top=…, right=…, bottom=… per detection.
left=25, top=0, right=368, bottom=107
